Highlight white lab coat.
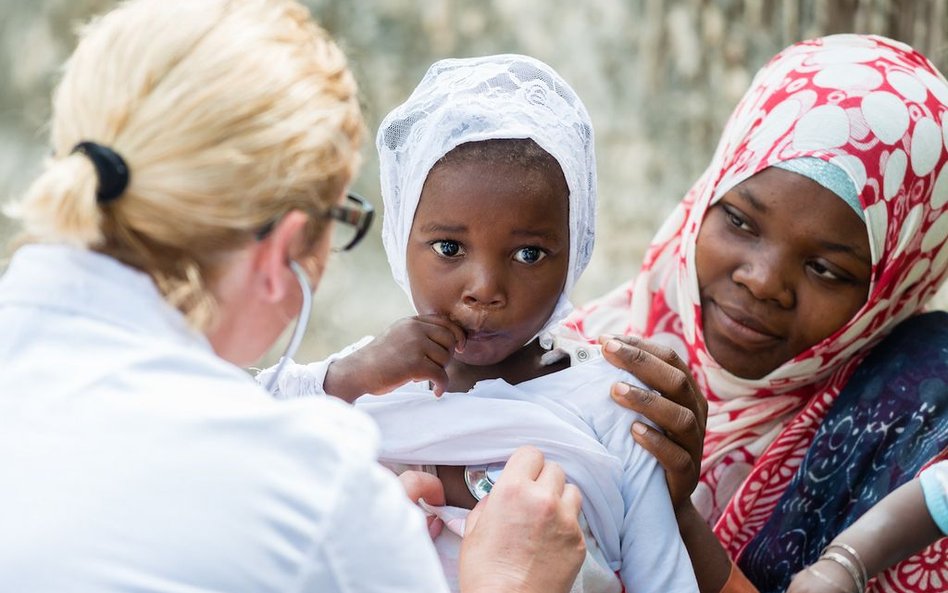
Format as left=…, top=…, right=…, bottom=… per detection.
left=0, top=244, right=449, bottom=593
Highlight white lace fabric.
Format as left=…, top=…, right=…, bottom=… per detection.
left=377, top=54, right=598, bottom=337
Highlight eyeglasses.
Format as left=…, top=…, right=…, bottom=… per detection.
left=255, top=192, right=375, bottom=252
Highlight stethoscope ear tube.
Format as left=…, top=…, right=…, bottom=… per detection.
left=263, top=260, right=313, bottom=393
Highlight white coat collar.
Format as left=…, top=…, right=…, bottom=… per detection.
left=0, top=244, right=210, bottom=351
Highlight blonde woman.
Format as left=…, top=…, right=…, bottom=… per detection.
left=0, top=1, right=584, bottom=592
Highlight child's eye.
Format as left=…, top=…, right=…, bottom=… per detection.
left=513, top=246, right=546, bottom=264
left=431, top=240, right=464, bottom=258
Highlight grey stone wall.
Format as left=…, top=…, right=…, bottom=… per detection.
left=1, top=0, right=946, bottom=362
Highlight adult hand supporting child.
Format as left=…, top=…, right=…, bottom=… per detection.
left=460, top=446, right=586, bottom=593
left=324, top=314, right=466, bottom=400
left=600, top=335, right=707, bottom=510
left=599, top=336, right=732, bottom=593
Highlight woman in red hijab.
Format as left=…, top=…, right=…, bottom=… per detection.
left=565, top=34, right=948, bottom=592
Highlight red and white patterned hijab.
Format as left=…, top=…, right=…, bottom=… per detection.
left=564, top=34, right=948, bottom=550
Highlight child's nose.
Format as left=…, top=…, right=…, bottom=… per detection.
left=461, top=266, right=506, bottom=310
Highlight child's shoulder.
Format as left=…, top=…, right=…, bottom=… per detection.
left=526, top=347, right=645, bottom=407
left=542, top=337, right=645, bottom=390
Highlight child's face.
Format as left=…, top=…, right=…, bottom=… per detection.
left=695, top=166, right=872, bottom=379
left=407, top=159, right=570, bottom=366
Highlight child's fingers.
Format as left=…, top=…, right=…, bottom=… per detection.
left=416, top=358, right=450, bottom=396
left=416, top=315, right=467, bottom=352
left=424, top=344, right=452, bottom=369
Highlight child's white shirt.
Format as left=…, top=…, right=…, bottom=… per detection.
left=266, top=343, right=698, bottom=593
left=921, top=460, right=948, bottom=535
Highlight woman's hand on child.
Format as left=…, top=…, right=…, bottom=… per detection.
left=599, top=335, right=708, bottom=510
left=324, top=315, right=466, bottom=400
left=460, top=446, right=585, bottom=593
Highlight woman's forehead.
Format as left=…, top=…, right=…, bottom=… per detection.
left=724, top=167, right=870, bottom=256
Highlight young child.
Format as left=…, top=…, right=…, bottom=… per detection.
left=788, top=460, right=947, bottom=593
left=264, top=54, right=698, bottom=593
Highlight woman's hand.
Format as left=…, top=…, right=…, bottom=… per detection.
left=325, top=315, right=466, bottom=401
left=459, top=446, right=585, bottom=593
left=787, top=561, right=858, bottom=593
left=600, top=335, right=708, bottom=510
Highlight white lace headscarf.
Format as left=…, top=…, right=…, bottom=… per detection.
left=377, top=54, right=597, bottom=340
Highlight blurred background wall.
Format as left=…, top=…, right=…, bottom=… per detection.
left=2, top=0, right=946, bottom=364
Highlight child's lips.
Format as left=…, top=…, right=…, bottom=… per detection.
left=453, top=319, right=503, bottom=342
left=465, top=329, right=502, bottom=342
left=449, top=310, right=498, bottom=342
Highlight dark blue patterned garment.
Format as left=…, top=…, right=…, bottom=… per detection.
left=737, top=311, right=948, bottom=592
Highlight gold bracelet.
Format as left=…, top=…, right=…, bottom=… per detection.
left=819, top=551, right=867, bottom=593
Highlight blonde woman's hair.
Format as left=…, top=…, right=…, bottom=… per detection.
left=7, top=0, right=364, bottom=328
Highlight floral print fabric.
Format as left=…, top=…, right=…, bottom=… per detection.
left=564, top=34, right=948, bottom=592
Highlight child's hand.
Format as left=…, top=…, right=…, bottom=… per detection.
left=788, top=560, right=858, bottom=593
left=324, top=315, right=466, bottom=400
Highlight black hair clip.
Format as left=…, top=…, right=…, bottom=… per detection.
left=71, top=141, right=130, bottom=204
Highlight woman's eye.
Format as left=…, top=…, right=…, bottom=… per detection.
left=723, top=206, right=751, bottom=231
left=431, top=240, right=463, bottom=258
left=513, top=246, right=546, bottom=264
left=807, top=260, right=844, bottom=281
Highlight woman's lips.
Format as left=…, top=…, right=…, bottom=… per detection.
left=708, top=301, right=781, bottom=348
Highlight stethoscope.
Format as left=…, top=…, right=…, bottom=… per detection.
left=262, top=260, right=313, bottom=393
left=464, top=463, right=506, bottom=500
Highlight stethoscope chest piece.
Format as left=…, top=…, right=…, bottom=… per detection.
left=463, top=462, right=505, bottom=500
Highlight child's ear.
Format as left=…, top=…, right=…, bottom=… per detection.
left=255, top=210, right=310, bottom=303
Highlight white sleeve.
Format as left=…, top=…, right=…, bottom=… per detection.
left=921, top=460, right=948, bottom=535
left=592, top=373, right=698, bottom=593
left=255, top=336, right=375, bottom=400
left=611, top=435, right=698, bottom=593
left=295, top=458, right=451, bottom=593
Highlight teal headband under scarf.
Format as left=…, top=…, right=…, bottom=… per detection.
left=773, top=157, right=864, bottom=221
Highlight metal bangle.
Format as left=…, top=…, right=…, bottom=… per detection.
left=807, top=565, right=857, bottom=593
left=825, top=543, right=869, bottom=588
left=819, top=551, right=867, bottom=593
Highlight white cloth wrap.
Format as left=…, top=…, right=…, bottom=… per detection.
left=356, top=377, right=628, bottom=570
left=377, top=54, right=597, bottom=337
